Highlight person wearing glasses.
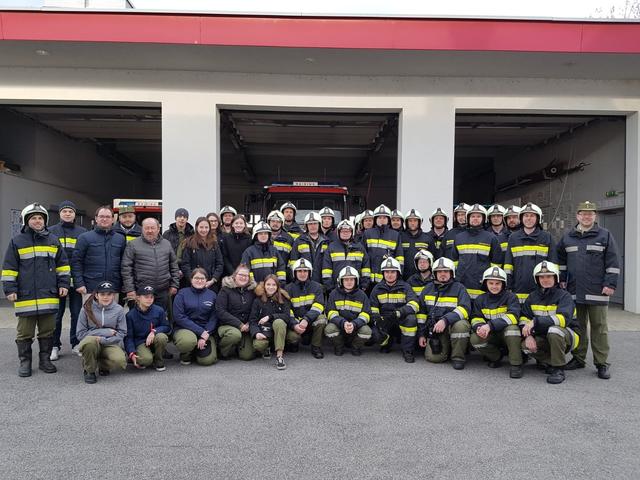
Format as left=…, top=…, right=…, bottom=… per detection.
left=71, top=205, right=126, bottom=303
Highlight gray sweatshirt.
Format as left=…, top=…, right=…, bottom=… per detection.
left=76, top=299, right=127, bottom=347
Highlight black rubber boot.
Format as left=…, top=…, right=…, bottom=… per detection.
left=16, top=340, right=32, bottom=378
left=311, top=346, right=324, bottom=359
left=38, top=337, right=57, bottom=374
left=403, top=351, right=415, bottom=363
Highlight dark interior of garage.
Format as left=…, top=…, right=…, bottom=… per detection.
left=219, top=109, right=399, bottom=217
left=455, top=112, right=626, bottom=304
left=0, top=104, right=161, bottom=227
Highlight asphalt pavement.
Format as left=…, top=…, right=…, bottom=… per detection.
left=1, top=324, right=639, bottom=480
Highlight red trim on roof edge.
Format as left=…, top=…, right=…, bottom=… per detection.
left=1, top=11, right=640, bottom=53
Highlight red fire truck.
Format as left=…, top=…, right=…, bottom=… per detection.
left=245, top=182, right=364, bottom=223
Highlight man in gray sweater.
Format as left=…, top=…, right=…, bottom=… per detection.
left=121, top=218, right=180, bottom=316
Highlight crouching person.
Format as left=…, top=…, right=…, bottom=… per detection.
left=249, top=274, right=298, bottom=370
left=215, top=264, right=257, bottom=361
left=370, top=257, right=420, bottom=363
left=325, top=267, right=372, bottom=356
left=125, top=286, right=171, bottom=371
left=286, top=258, right=327, bottom=359
left=172, top=268, right=218, bottom=366
left=77, top=281, right=127, bottom=384
left=417, top=258, right=471, bottom=370
left=520, top=261, right=580, bottom=385
left=470, top=267, right=523, bottom=379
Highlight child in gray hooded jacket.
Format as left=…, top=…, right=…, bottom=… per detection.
left=77, top=281, right=127, bottom=384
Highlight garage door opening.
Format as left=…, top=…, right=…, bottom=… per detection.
left=454, top=112, right=625, bottom=304
left=0, top=104, right=161, bottom=233
left=219, top=109, right=398, bottom=220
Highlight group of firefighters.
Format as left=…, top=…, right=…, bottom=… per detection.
left=2, top=197, right=619, bottom=384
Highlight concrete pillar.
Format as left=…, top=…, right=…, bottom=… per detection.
left=625, top=112, right=640, bottom=313
left=161, top=95, right=219, bottom=228
left=397, top=98, right=455, bottom=218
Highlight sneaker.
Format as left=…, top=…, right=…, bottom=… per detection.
left=564, top=358, right=585, bottom=370
left=276, top=356, right=286, bottom=370
left=262, top=348, right=272, bottom=359
left=72, top=345, right=81, bottom=356
left=311, top=346, right=324, bottom=359
left=334, top=346, right=344, bottom=356
left=179, top=353, right=192, bottom=365
left=83, top=371, right=97, bottom=384
left=155, top=364, right=166, bottom=372
left=596, top=364, right=611, bottom=380
left=50, top=347, right=60, bottom=361
left=403, top=351, right=415, bottom=363
left=510, top=365, right=523, bottom=379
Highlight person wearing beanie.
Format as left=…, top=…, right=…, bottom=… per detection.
left=162, top=207, right=194, bottom=254
left=49, top=200, right=87, bottom=360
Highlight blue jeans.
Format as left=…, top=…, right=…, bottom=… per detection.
left=53, top=289, right=83, bottom=348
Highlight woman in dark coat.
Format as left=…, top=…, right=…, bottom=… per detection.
left=220, top=214, right=252, bottom=276
left=248, top=274, right=298, bottom=370
left=180, top=217, right=224, bottom=291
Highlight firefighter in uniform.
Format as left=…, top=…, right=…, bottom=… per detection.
left=240, top=221, right=287, bottom=286
left=470, top=266, right=523, bottom=378
left=285, top=258, right=327, bottom=359
left=319, top=206, right=337, bottom=242
left=355, top=209, right=375, bottom=243
left=362, top=204, right=404, bottom=286
left=406, top=249, right=434, bottom=297
left=370, top=257, right=419, bottom=363
left=325, top=266, right=372, bottom=356
left=443, top=202, right=470, bottom=259
left=417, top=257, right=471, bottom=369
left=486, top=204, right=509, bottom=265
left=290, top=212, right=329, bottom=284
left=401, top=209, right=431, bottom=281
left=504, top=205, right=521, bottom=233
left=267, top=210, right=294, bottom=280
left=504, top=203, right=556, bottom=304
left=322, top=219, right=371, bottom=292
left=520, top=261, right=580, bottom=384
left=280, top=201, right=302, bottom=240
left=49, top=200, right=87, bottom=360
left=390, top=209, right=404, bottom=232
left=425, top=207, right=449, bottom=260
left=451, top=204, right=501, bottom=300
left=2, top=203, right=70, bottom=377
left=219, top=205, right=238, bottom=234
left=558, top=201, right=620, bottom=379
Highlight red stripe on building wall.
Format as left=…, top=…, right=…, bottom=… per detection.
left=1, top=11, right=640, bottom=54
